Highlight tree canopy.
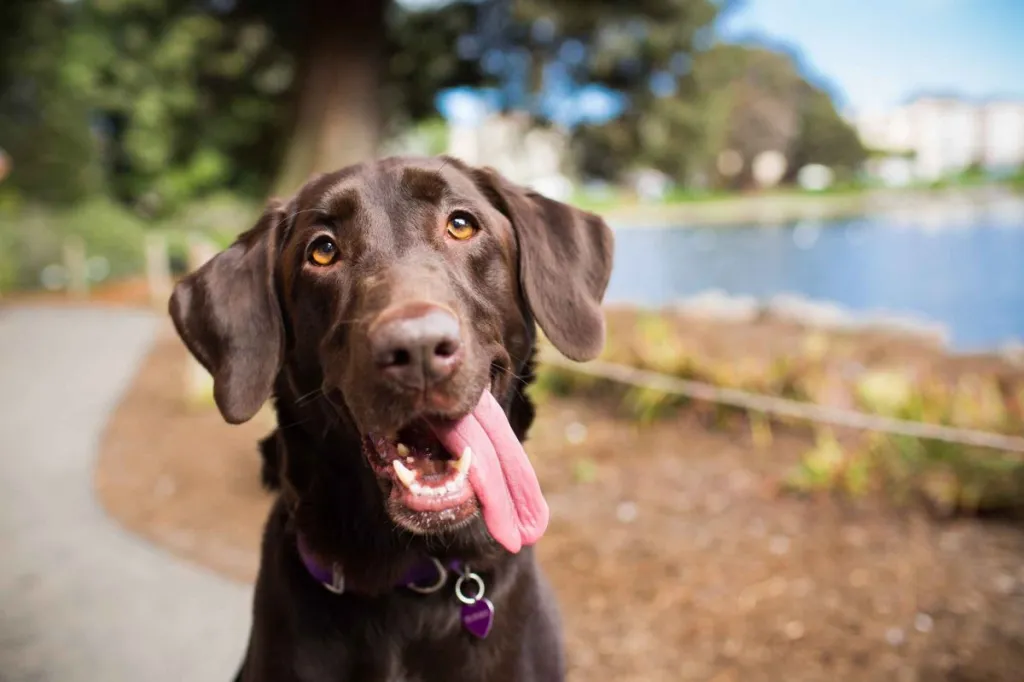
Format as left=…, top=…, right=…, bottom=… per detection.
left=0, top=0, right=866, bottom=211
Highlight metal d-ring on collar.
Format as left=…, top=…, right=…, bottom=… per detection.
left=405, top=557, right=450, bottom=594
left=323, top=565, right=346, bottom=594
left=454, top=568, right=486, bottom=605
left=297, top=533, right=467, bottom=597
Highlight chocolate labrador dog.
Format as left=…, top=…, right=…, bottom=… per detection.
left=169, top=156, right=614, bottom=682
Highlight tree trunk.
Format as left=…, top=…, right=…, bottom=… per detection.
left=272, top=0, right=387, bottom=196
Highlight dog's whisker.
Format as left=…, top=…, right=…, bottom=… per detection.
left=294, top=387, right=325, bottom=406
left=490, top=361, right=532, bottom=384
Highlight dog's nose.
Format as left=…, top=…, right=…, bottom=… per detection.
left=369, top=306, right=463, bottom=390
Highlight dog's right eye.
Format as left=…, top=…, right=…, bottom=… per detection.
left=308, top=237, right=339, bottom=267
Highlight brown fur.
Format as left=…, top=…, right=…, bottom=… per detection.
left=168, top=156, right=614, bottom=682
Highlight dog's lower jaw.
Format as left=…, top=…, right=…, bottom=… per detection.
left=280, top=446, right=501, bottom=594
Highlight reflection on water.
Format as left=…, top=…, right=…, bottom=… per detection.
left=606, top=200, right=1024, bottom=351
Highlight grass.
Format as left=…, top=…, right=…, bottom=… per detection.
left=570, top=173, right=1023, bottom=221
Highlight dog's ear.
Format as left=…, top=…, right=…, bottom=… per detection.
left=472, top=167, right=614, bottom=362
left=169, top=199, right=288, bottom=424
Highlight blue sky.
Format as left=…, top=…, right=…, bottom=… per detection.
left=720, top=0, right=1024, bottom=114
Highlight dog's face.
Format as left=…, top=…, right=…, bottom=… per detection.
left=170, top=157, right=613, bottom=540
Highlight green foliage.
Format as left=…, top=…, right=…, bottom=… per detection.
left=0, top=198, right=147, bottom=291
left=569, top=40, right=866, bottom=186
left=855, top=370, right=915, bottom=417
left=0, top=0, right=863, bottom=213
left=515, top=0, right=721, bottom=182
left=64, top=0, right=291, bottom=212
left=1, top=0, right=291, bottom=211
left=690, top=44, right=866, bottom=188
left=788, top=88, right=867, bottom=181
left=0, top=191, right=257, bottom=293
left=0, top=1, right=104, bottom=204
left=1011, top=164, right=1024, bottom=191
left=538, top=310, right=1024, bottom=515
left=385, top=3, right=485, bottom=125
left=572, top=457, right=599, bottom=484
left=623, top=386, right=679, bottom=424
left=785, top=429, right=846, bottom=492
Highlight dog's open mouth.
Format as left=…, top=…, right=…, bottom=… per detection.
left=363, top=391, right=551, bottom=552
left=366, top=422, right=475, bottom=516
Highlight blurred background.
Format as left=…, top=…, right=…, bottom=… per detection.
left=1, top=0, right=1023, bottom=680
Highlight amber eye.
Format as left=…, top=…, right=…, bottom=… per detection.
left=446, top=212, right=479, bottom=241
left=308, top=237, right=339, bottom=266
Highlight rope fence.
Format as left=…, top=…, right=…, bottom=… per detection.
left=539, top=351, right=1024, bottom=455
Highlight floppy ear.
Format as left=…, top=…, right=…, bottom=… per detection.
left=473, top=167, right=614, bottom=362
left=168, top=199, right=287, bottom=424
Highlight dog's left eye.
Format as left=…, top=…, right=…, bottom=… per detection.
left=308, top=237, right=339, bottom=266
left=446, top=212, right=479, bottom=241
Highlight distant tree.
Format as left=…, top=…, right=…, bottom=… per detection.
left=787, top=87, right=867, bottom=183
left=546, top=0, right=722, bottom=183
left=690, top=44, right=807, bottom=188
left=0, top=0, right=103, bottom=204
left=0, top=0, right=474, bottom=206
left=684, top=43, right=866, bottom=189
left=5, top=0, right=858, bottom=205
left=3, top=0, right=724, bottom=203
left=259, top=0, right=723, bottom=193
left=567, top=34, right=865, bottom=188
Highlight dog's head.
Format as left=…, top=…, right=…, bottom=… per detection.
left=169, top=156, right=613, bottom=548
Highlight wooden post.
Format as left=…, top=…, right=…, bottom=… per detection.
left=183, top=234, right=218, bottom=410
left=63, top=236, right=88, bottom=299
left=144, top=232, right=173, bottom=310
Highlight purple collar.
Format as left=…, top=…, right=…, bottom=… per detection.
left=296, top=534, right=497, bottom=638
left=296, top=534, right=462, bottom=596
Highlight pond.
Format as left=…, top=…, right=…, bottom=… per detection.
left=605, top=198, right=1024, bottom=352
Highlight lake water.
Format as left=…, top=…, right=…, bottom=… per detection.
left=605, top=198, right=1024, bottom=352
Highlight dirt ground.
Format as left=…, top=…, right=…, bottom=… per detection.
left=96, top=325, right=1024, bottom=682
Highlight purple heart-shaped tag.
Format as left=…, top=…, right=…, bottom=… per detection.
left=461, top=597, right=495, bottom=639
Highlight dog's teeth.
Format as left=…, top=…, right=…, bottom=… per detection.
left=407, top=479, right=445, bottom=497
left=453, top=447, right=472, bottom=475
left=397, top=443, right=410, bottom=457
left=392, top=459, right=418, bottom=488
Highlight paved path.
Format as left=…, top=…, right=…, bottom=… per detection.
left=0, top=307, right=251, bottom=682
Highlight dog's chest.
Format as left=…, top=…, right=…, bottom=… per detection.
left=290, top=618, right=489, bottom=682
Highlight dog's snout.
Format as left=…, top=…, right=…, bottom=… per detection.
left=370, top=305, right=463, bottom=390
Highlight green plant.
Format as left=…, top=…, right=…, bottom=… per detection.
left=633, top=311, right=691, bottom=375
left=572, top=458, right=599, bottom=484
left=0, top=198, right=148, bottom=291
left=785, top=428, right=847, bottom=493
left=855, top=369, right=914, bottom=417
left=623, top=386, right=677, bottom=424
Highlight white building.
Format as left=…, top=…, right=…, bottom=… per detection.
left=981, top=101, right=1024, bottom=172
left=447, top=113, right=572, bottom=199
left=852, top=96, right=1024, bottom=184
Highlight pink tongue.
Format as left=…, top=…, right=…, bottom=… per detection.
left=428, top=392, right=549, bottom=553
